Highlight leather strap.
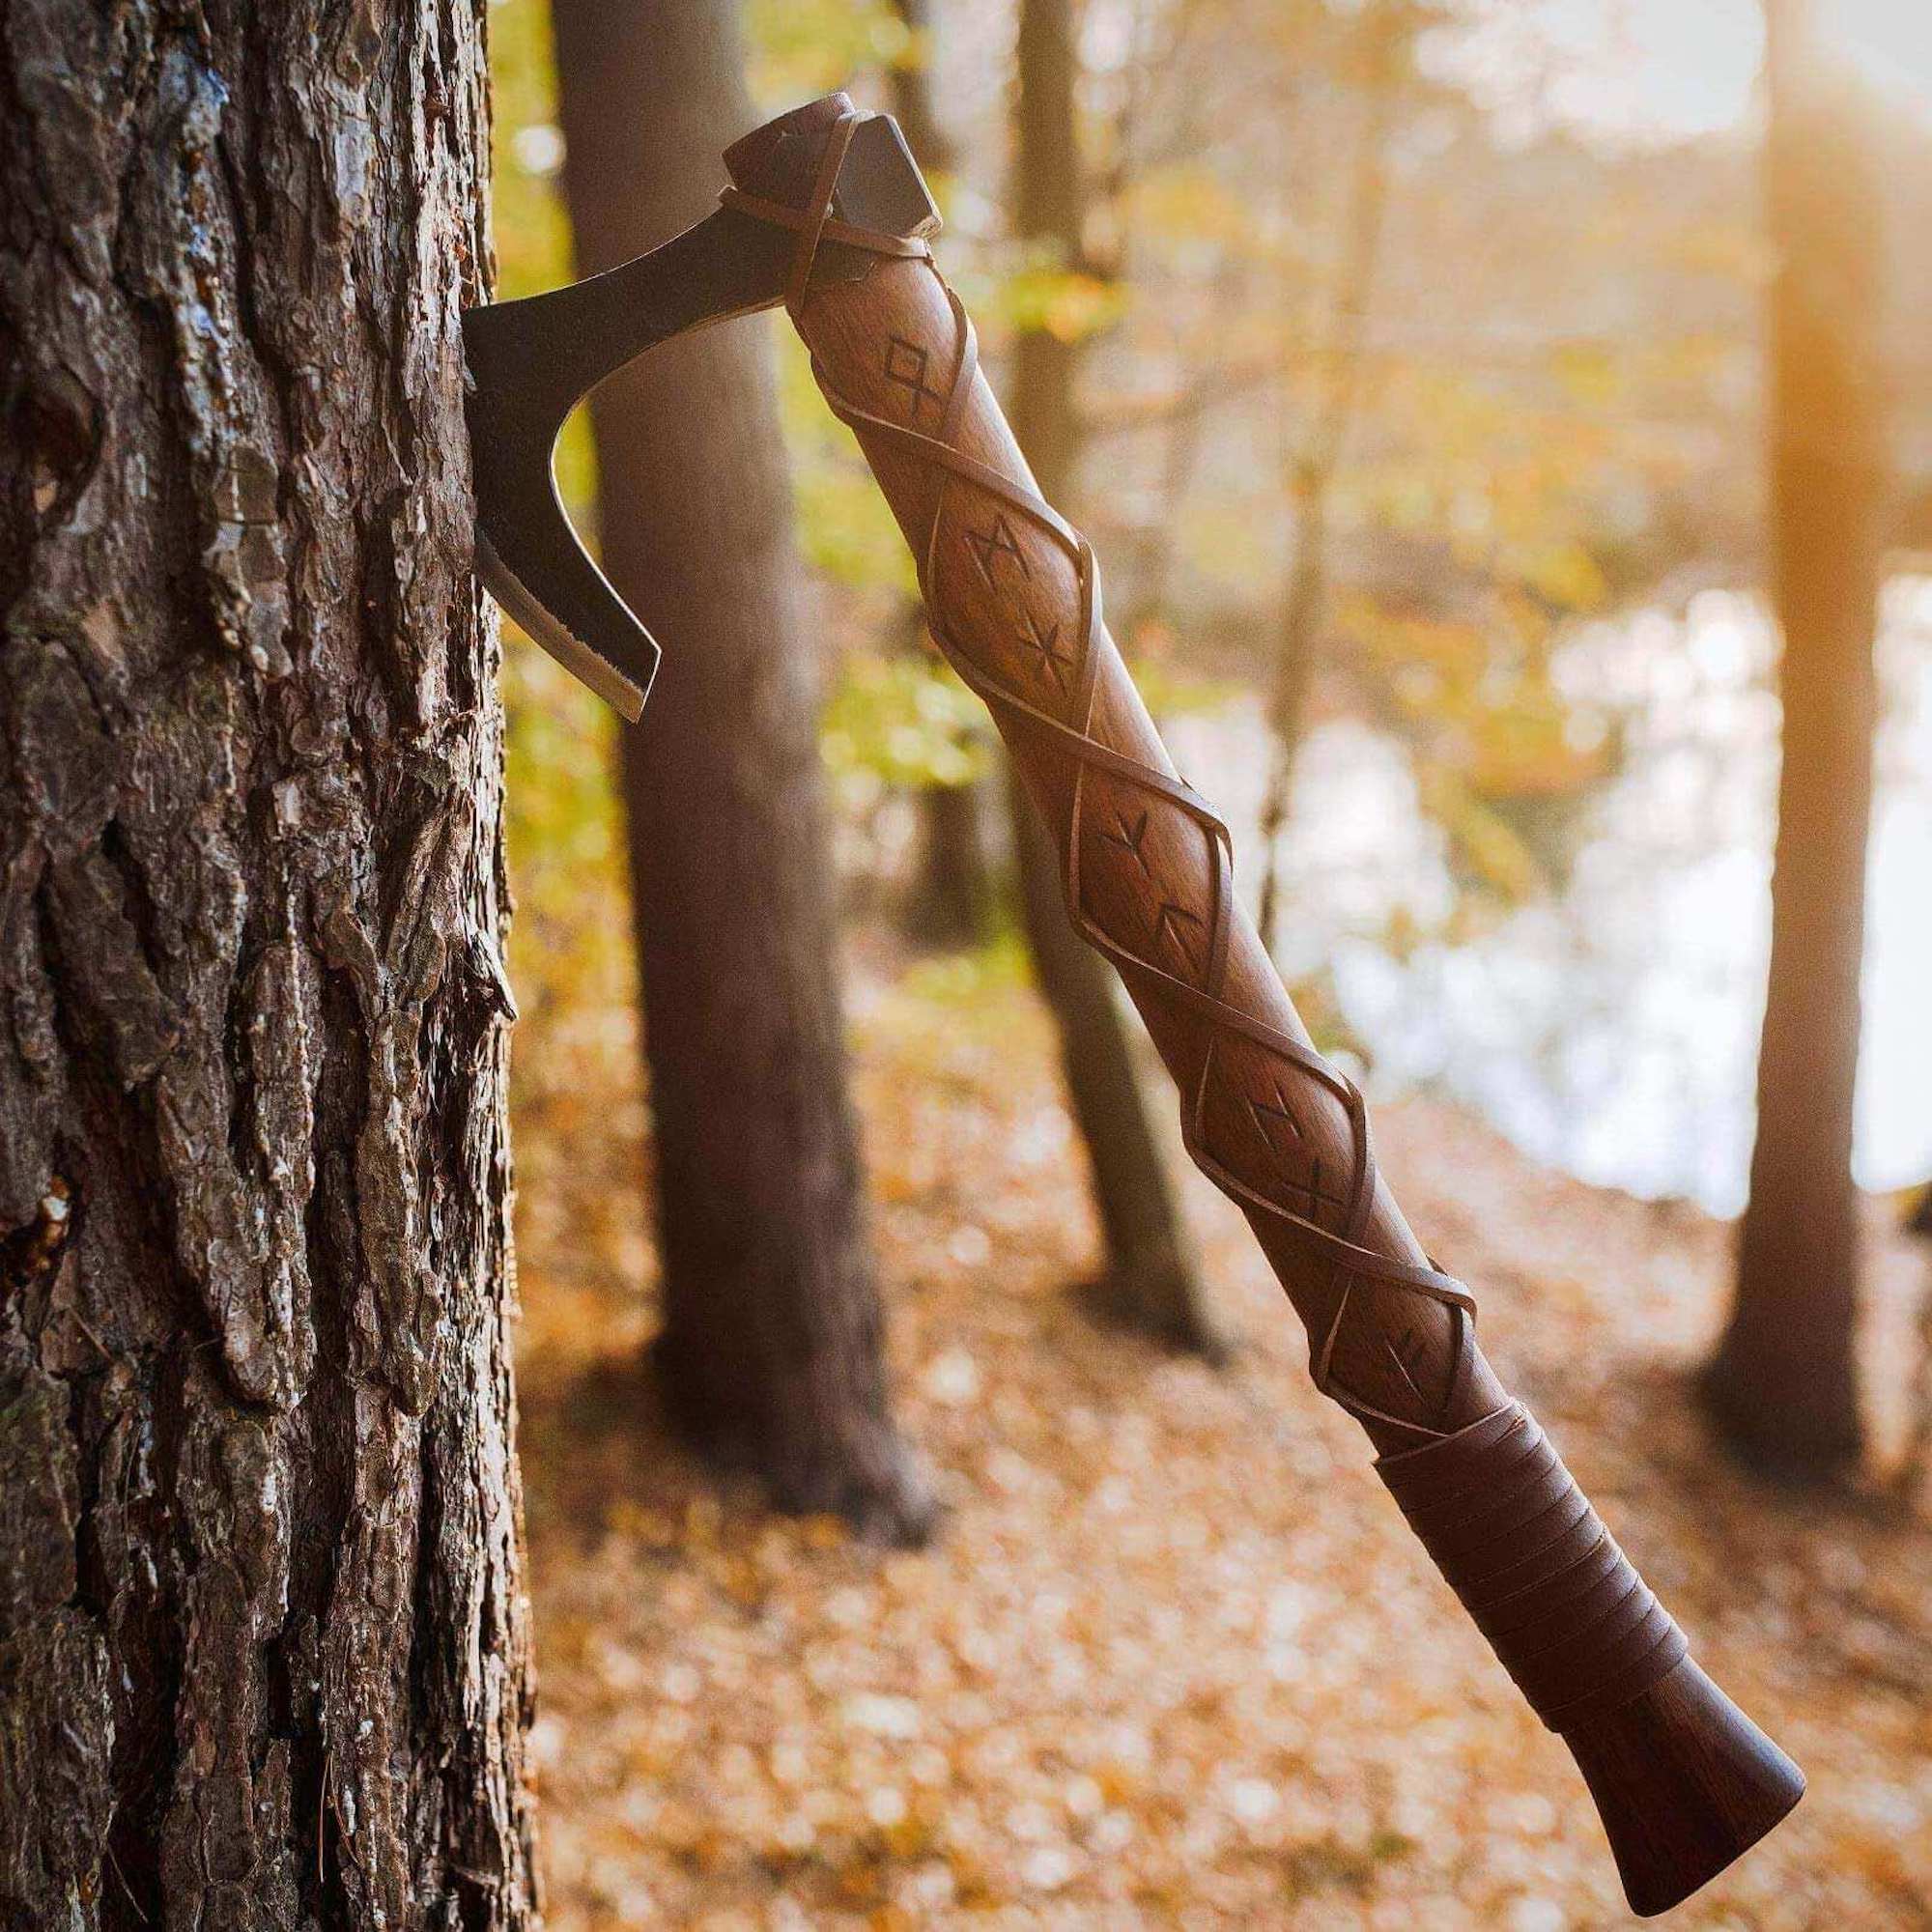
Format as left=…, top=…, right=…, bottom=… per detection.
left=1377, top=1403, right=1690, bottom=1728
left=724, top=108, right=1483, bottom=1444
left=719, top=109, right=932, bottom=319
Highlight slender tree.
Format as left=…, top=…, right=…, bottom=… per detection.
left=1703, top=0, right=1889, bottom=1476
left=1009, top=0, right=1224, bottom=1355
left=1904, top=1187, right=1932, bottom=1492
left=1255, top=2, right=1404, bottom=949
left=0, top=4, right=535, bottom=1925
left=551, top=0, right=933, bottom=1541
left=887, top=0, right=956, bottom=177
left=887, top=0, right=1001, bottom=951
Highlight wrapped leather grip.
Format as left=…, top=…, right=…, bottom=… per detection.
left=723, top=95, right=1804, bottom=1914
left=1377, top=1403, right=1689, bottom=1731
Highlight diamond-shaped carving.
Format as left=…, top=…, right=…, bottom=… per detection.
left=815, top=335, right=1468, bottom=1437
left=884, top=335, right=947, bottom=422
left=927, top=481, right=1089, bottom=719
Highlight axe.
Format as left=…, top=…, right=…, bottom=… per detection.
left=464, top=93, right=1802, bottom=1915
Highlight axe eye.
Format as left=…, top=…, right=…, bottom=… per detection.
left=828, top=115, right=939, bottom=241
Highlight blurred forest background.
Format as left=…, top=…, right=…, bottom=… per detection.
left=488, top=0, right=1932, bottom=1924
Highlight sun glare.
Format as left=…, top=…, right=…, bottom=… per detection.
left=1449, top=0, right=1928, bottom=145
left=1836, top=0, right=1932, bottom=116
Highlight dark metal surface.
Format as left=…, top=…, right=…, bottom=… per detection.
left=462, top=100, right=936, bottom=718
left=463, top=210, right=788, bottom=716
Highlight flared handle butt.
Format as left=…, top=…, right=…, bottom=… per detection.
left=1561, top=1656, right=1803, bottom=1917
left=1377, top=1403, right=1802, bottom=1915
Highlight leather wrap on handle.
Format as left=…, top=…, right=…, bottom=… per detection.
left=723, top=96, right=1802, bottom=1913
left=1377, top=1401, right=1688, bottom=1730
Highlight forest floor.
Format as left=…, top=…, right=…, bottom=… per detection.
left=510, top=953, right=1932, bottom=1931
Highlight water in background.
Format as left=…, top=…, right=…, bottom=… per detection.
left=1169, top=576, right=1932, bottom=1214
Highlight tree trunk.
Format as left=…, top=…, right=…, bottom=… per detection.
left=1254, top=5, right=1399, bottom=951
left=1009, top=0, right=1224, bottom=1357
left=552, top=0, right=933, bottom=1543
left=0, top=4, right=536, bottom=1926
left=907, top=768, right=997, bottom=949
left=886, top=0, right=955, bottom=177
left=1703, top=0, right=1887, bottom=1477
left=885, top=0, right=999, bottom=952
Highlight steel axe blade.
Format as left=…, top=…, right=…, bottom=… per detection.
left=462, top=105, right=936, bottom=719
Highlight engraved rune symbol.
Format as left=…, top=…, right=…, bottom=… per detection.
left=1248, top=1079, right=1305, bottom=1152
left=1385, top=1326, right=1428, bottom=1402
left=884, top=335, right=946, bottom=420
left=1100, top=810, right=1151, bottom=875
left=1247, top=1078, right=1349, bottom=1221
left=1152, top=899, right=1204, bottom=971
left=966, top=513, right=1031, bottom=586
left=1015, top=610, right=1074, bottom=696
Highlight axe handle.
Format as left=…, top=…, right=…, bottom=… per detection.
left=724, top=99, right=1801, bottom=1915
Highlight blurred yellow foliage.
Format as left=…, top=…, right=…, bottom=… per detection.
left=745, top=0, right=907, bottom=106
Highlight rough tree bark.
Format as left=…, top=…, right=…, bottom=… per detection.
left=1009, top=0, right=1224, bottom=1356
left=551, top=0, right=933, bottom=1542
left=1702, top=0, right=1887, bottom=1477
left=0, top=2, right=535, bottom=1927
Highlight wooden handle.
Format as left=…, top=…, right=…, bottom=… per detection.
left=725, top=97, right=1802, bottom=1914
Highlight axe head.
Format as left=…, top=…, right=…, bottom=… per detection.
left=464, top=95, right=937, bottom=721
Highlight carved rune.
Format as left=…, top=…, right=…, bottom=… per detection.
left=1248, top=1077, right=1349, bottom=1222
left=1248, top=1079, right=1304, bottom=1151
left=884, top=335, right=946, bottom=420
left=1015, top=609, right=1074, bottom=696
left=1385, top=1326, right=1428, bottom=1402
left=1100, top=810, right=1151, bottom=875
left=1151, top=899, right=1204, bottom=971
left=966, top=513, right=1031, bottom=586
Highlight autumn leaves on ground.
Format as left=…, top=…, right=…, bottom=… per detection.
left=510, top=948, right=1931, bottom=1930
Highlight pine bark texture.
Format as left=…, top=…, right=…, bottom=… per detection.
left=1009, top=0, right=1221, bottom=1356
left=0, top=2, right=536, bottom=1925
left=551, top=0, right=932, bottom=1542
left=1705, top=0, right=1887, bottom=1475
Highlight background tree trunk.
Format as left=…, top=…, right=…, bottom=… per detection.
left=886, top=0, right=955, bottom=178
left=1253, top=2, right=1400, bottom=951
left=0, top=4, right=536, bottom=1926
left=1702, top=0, right=1888, bottom=1477
left=552, top=0, right=933, bottom=1542
left=887, top=0, right=1000, bottom=952
left=1009, top=0, right=1224, bottom=1357
left=907, top=768, right=998, bottom=949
